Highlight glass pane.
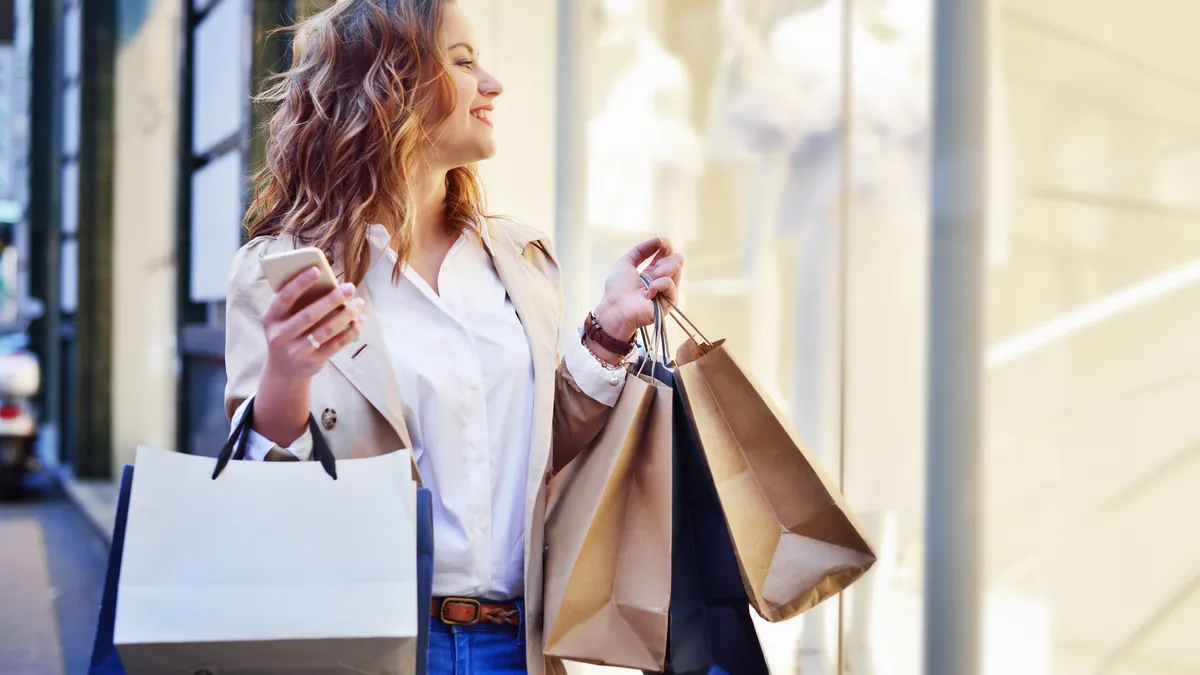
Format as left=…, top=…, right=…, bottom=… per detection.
left=60, top=238, right=77, bottom=313
left=62, top=83, right=80, bottom=157
left=192, top=0, right=248, bottom=155
left=189, top=150, right=245, bottom=301
left=569, top=0, right=846, bottom=672
left=987, top=1, right=1200, bottom=673
left=840, top=1, right=933, bottom=674
left=64, top=3, right=81, bottom=80
left=60, top=163, right=78, bottom=235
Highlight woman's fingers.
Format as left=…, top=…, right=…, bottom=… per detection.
left=307, top=298, right=365, bottom=348
left=261, top=269, right=364, bottom=379
left=281, top=283, right=356, bottom=338
left=314, top=316, right=365, bottom=360
left=646, top=258, right=682, bottom=282
left=645, top=275, right=677, bottom=302
left=264, top=267, right=322, bottom=322
left=624, top=237, right=673, bottom=267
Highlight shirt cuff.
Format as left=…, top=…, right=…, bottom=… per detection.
left=230, top=396, right=314, bottom=462
left=564, top=326, right=630, bottom=407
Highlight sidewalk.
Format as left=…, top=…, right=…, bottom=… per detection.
left=0, top=482, right=109, bottom=675
left=59, top=471, right=120, bottom=545
left=0, top=518, right=62, bottom=675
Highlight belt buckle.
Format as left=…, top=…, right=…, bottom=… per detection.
left=439, top=597, right=482, bottom=626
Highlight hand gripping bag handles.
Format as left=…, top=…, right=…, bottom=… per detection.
left=91, top=401, right=435, bottom=675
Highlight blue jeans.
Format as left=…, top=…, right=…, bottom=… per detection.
left=427, top=601, right=527, bottom=675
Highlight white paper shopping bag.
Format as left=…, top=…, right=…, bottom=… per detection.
left=114, top=444, right=418, bottom=674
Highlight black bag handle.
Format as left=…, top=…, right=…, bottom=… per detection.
left=212, top=399, right=338, bottom=480
left=637, top=273, right=673, bottom=369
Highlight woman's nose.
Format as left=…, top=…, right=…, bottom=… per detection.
left=479, top=71, right=503, bottom=98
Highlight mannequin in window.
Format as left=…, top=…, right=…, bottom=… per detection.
left=585, top=0, right=703, bottom=250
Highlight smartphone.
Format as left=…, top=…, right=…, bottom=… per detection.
left=260, top=247, right=341, bottom=312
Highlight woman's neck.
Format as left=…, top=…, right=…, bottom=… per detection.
left=377, top=168, right=451, bottom=248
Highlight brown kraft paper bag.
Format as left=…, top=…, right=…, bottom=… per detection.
left=669, top=305, right=877, bottom=623
left=543, top=368, right=674, bottom=670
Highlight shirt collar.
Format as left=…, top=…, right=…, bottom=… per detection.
left=365, top=221, right=491, bottom=263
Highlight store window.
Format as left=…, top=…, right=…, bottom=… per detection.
left=564, top=0, right=938, bottom=673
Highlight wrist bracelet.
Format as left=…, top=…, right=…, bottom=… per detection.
left=583, top=310, right=636, bottom=355
left=581, top=338, right=625, bottom=370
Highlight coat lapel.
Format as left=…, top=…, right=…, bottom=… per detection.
left=326, top=255, right=414, bottom=453
left=484, top=222, right=561, bottom=477
left=485, top=225, right=560, bottom=399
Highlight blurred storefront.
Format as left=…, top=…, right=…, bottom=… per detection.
left=25, top=0, right=1200, bottom=673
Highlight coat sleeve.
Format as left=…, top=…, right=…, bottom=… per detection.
left=551, top=357, right=618, bottom=469
left=223, top=237, right=277, bottom=422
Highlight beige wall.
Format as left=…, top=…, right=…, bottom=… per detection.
left=110, top=0, right=180, bottom=474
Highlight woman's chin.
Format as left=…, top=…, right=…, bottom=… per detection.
left=471, top=143, right=498, bottom=163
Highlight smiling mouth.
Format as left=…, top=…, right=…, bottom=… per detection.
left=470, top=107, right=492, bottom=127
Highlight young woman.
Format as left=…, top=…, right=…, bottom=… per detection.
left=223, top=1, right=684, bottom=673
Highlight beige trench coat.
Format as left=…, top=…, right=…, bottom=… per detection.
left=224, top=218, right=614, bottom=675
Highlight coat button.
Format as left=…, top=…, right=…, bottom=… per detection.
left=321, top=408, right=337, bottom=431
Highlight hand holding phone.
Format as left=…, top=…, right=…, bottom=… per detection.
left=261, top=247, right=341, bottom=311
left=258, top=247, right=365, bottom=380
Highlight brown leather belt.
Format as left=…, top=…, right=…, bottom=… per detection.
left=431, top=597, right=520, bottom=627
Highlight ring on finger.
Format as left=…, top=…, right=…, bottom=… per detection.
left=307, top=333, right=321, bottom=350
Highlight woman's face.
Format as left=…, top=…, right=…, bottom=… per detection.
left=428, top=1, right=503, bottom=170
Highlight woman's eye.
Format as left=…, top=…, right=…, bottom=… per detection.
left=457, top=59, right=475, bottom=69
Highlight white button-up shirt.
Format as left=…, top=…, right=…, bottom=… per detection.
left=232, top=223, right=626, bottom=600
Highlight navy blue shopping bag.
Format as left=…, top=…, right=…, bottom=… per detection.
left=414, top=485, right=434, bottom=675
left=638, top=360, right=769, bottom=675
left=88, top=465, right=133, bottom=675
left=89, top=403, right=435, bottom=674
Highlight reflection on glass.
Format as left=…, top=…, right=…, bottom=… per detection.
left=585, top=0, right=701, bottom=241
left=840, top=1, right=931, bottom=674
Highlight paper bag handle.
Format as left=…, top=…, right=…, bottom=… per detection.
left=635, top=274, right=672, bottom=375
left=656, top=292, right=711, bottom=347
left=638, top=272, right=694, bottom=358
left=211, top=399, right=338, bottom=480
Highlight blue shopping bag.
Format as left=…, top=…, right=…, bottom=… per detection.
left=88, top=465, right=133, bottom=675
left=89, top=405, right=435, bottom=674
left=637, top=359, right=769, bottom=675
left=414, top=485, right=434, bottom=675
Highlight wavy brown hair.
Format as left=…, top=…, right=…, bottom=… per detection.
left=245, top=0, right=487, bottom=285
